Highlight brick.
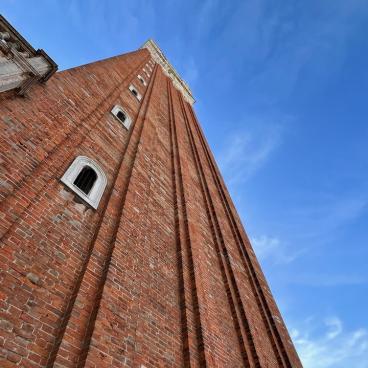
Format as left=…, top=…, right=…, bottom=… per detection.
left=0, top=21, right=301, bottom=368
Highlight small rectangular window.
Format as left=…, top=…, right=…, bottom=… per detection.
left=129, top=84, right=142, bottom=101
left=137, top=74, right=147, bottom=86
left=111, top=105, right=132, bottom=130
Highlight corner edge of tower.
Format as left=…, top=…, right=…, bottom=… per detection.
left=141, top=39, right=195, bottom=105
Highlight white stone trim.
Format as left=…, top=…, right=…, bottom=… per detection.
left=141, top=39, right=195, bottom=105
left=111, top=105, right=132, bottom=130
left=142, top=68, right=150, bottom=79
left=61, top=156, right=107, bottom=209
left=137, top=74, right=147, bottom=86
left=129, top=84, right=142, bottom=101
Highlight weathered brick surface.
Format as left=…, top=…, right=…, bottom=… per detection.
left=0, top=46, right=301, bottom=367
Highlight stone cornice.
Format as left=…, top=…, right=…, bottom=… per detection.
left=0, top=15, right=58, bottom=96
left=141, top=39, right=195, bottom=105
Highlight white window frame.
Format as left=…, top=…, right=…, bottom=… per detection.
left=137, top=74, right=147, bottom=86
left=111, top=105, right=132, bottom=130
left=129, top=84, right=142, bottom=101
left=61, top=156, right=107, bottom=209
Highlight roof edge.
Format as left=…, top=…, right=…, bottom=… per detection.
left=141, top=39, right=195, bottom=105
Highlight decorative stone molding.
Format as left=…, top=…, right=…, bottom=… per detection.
left=61, top=156, right=107, bottom=209
left=0, top=15, right=57, bottom=96
left=111, top=104, right=132, bottom=130
left=137, top=74, right=147, bottom=86
left=141, top=39, right=195, bottom=105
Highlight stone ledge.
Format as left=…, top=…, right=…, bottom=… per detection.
left=141, top=39, right=195, bottom=105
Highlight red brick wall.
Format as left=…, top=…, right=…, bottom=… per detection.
left=0, top=47, right=301, bottom=367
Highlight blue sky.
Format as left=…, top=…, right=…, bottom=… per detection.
left=3, top=1, right=368, bottom=366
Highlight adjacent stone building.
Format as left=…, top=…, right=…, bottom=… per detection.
left=0, top=16, right=302, bottom=368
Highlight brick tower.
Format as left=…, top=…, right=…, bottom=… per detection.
left=0, top=16, right=302, bottom=368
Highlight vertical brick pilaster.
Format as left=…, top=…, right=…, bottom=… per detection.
left=167, top=80, right=206, bottom=368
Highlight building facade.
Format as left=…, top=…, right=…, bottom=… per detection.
left=0, top=16, right=302, bottom=368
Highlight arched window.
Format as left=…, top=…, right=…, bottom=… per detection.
left=61, top=156, right=107, bottom=209
left=137, top=74, right=146, bottom=86
left=117, top=110, right=126, bottom=122
left=73, top=166, right=97, bottom=194
left=129, top=84, right=142, bottom=101
left=111, top=105, right=132, bottom=130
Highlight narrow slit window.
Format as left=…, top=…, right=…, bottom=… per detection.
left=73, top=166, right=97, bottom=194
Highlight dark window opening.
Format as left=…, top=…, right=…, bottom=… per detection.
left=131, top=88, right=138, bottom=97
left=139, top=77, right=144, bottom=84
left=73, top=166, right=97, bottom=195
left=117, top=110, right=126, bottom=122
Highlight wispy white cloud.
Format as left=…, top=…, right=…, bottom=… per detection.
left=183, top=57, right=199, bottom=85
left=291, top=316, right=368, bottom=368
left=255, top=195, right=368, bottom=287
left=65, top=0, right=157, bottom=58
left=325, top=317, right=343, bottom=340
left=200, top=0, right=368, bottom=107
left=288, top=273, right=368, bottom=287
left=251, top=234, right=304, bottom=265
left=285, top=195, right=368, bottom=248
left=195, top=0, right=221, bottom=40
left=218, top=119, right=286, bottom=186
